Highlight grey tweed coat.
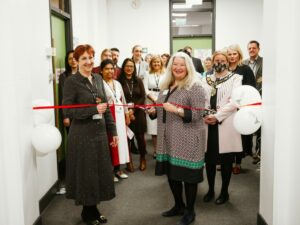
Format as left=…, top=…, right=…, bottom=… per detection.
left=63, top=72, right=117, bottom=205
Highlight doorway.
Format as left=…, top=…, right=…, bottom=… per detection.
left=50, top=0, right=73, bottom=186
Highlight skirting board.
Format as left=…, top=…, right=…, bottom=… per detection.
left=39, top=180, right=59, bottom=214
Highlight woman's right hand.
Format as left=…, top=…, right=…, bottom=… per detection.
left=63, top=118, right=70, bottom=127
left=147, top=107, right=156, bottom=115
left=96, top=103, right=108, bottom=114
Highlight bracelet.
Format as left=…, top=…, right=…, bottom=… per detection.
left=177, top=107, right=184, bottom=115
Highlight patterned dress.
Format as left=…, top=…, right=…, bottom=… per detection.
left=155, top=83, right=206, bottom=183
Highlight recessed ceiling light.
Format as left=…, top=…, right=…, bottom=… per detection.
left=172, top=13, right=187, bottom=17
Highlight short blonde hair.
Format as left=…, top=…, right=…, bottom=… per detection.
left=149, top=55, right=165, bottom=74
left=212, top=50, right=229, bottom=63
left=160, top=52, right=200, bottom=91
left=227, top=44, right=244, bottom=66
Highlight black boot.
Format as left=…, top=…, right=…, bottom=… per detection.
left=178, top=210, right=195, bottom=225
left=203, top=191, right=215, bottom=202
left=215, top=193, right=229, bottom=205
left=161, top=204, right=185, bottom=217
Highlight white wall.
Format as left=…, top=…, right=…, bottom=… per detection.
left=107, top=0, right=170, bottom=64
left=215, top=0, right=263, bottom=56
left=0, top=0, right=57, bottom=225
left=262, top=0, right=300, bottom=224
left=72, top=0, right=109, bottom=66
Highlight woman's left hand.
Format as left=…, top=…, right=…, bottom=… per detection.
left=163, top=102, right=177, bottom=113
left=204, top=115, right=218, bottom=125
left=125, top=113, right=131, bottom=126
left=111, top=136, right=119, bottom=148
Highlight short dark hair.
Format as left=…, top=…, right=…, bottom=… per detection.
left=111, top=47, right=119, bottom=52
left=248, top=40, right=260, bottom=49
left=100, top=59, right=114, bottom=70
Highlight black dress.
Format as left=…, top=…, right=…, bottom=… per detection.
left=205, top=90, right=234, bottom=164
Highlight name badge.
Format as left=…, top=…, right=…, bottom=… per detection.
left=92, top=114, right=102, bottom=120
left=163, top=90, right=168, bottom=95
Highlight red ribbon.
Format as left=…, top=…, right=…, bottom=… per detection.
left=32, top=102, right=261, bottom=111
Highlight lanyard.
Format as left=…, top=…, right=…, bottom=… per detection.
left=154, top=73, right=160, bottom=88
left=105, top=80, right=117, bottom=100
left=125, top=79, right=134, bottom=99
left=85, top=76, right=99, bottom=102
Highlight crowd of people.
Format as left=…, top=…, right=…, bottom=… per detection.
left=58, top=41, right=263, bottom=225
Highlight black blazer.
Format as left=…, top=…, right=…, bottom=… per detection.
left=192, top=57, right=204, bottom=74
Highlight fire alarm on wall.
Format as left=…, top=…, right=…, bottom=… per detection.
left=131, top=0, right=141, bottom=9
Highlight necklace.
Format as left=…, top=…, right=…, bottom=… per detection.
left=125, top=79, right=134, bottom=99
left=206, top=72, right=234, bottom=96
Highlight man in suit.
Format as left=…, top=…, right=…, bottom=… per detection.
left=243, top=40, right=263, bottom=166
left=111, top=47, right=121, bottom=80
left=183, top=46, right=204, bottom=74
left=243, top=40, right=263, bottom=94
left=131, top=44, right=148, bottom=80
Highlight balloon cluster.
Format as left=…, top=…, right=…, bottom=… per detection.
left=231, top=86, right=262, bottom=135
left=32, top=99, right=62, bottom=156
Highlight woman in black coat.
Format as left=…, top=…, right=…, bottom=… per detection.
left=63, top=44, right=118, bottom=225
left=118, top=58, right=147, bottom=171
left=227, top=44, right=256, bottom=174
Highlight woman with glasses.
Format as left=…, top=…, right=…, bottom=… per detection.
left=63, top=44, right=118, bottom=225
left=118, top=58, right=147, bottom=171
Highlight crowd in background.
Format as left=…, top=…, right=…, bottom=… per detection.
left=58, top=41, right=263, bottom=225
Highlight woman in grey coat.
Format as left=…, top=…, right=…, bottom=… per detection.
left=63, top=44, right=118, bottom=225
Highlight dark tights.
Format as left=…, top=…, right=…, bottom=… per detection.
left=206, top=163, right=232, bottom=196
left=168, top=179, right=198, bottom=212
left=130, top=134, right=146, bottom=158
left=82, top=205, right=99, bottom=220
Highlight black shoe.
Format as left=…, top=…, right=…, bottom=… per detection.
left=252, top=157, right=260, bottom=164
left=203, top=191, right=214, bottom=202
left=97, top=215, right=107, bottom=224
left=178, top=210, right=195, bottom=225
left=215, top=194, right=229, bottom=205
left=85, top=220, right=101, bottom=225
left=162, top=206, right=185, bottom=217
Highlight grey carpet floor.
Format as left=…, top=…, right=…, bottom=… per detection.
left=41, top=137, right=259, bottom=225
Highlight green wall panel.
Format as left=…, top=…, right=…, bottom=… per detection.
left=172, top=37, right=212, bottom=54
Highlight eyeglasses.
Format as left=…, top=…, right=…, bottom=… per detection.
left=125, top=65, right=134, bottom=68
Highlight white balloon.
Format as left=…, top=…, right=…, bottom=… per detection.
left=231, top=85, right=261, bottom=107
left=32, top=99, right=54, bottom=125
left=233, top=107, right=262, bottom=135
left=31, top=124, right=62, bottom=156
